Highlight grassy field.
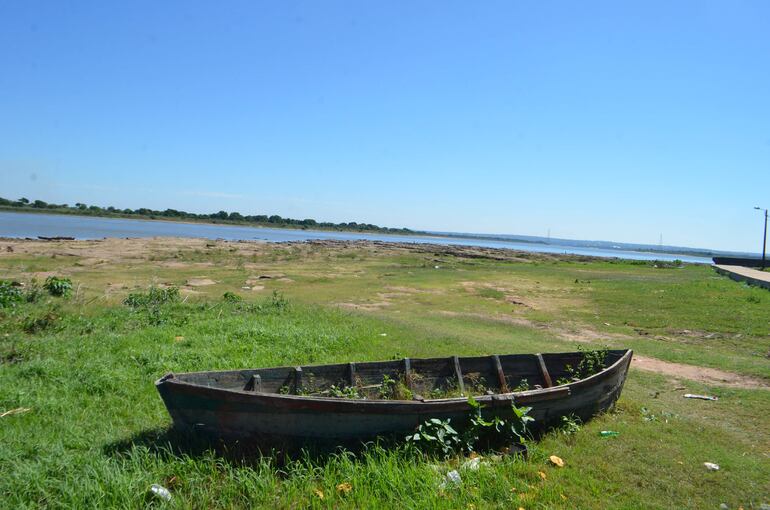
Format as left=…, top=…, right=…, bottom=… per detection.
left=1, top=238, right=768, bottom=509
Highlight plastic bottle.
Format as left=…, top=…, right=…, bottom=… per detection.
left=599, top=430, right=620, bottom=437
left=150, top=484, right=172, bottom=501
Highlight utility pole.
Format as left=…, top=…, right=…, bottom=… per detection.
left=755, top=207, right=768, bottom=270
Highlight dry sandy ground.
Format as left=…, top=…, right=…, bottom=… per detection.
left=631, top=355, right=769, bottom=390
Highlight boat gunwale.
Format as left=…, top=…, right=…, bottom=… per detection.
left=155, top=349, right=633, bottom=407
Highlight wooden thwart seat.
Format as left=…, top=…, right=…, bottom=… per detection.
left=490, top=355, right=508, bottom=392
left=536, top=353, right=553, bottom=388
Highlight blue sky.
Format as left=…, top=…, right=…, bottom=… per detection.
left=1, top=1, right=769, bottom=252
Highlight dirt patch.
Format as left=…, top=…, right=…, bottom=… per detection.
left=377, top=292, right=411, bottom=300
left=632, top=355, right=769, bottom=390
left=73, top=258, right=106, bottom=267
left=555, top=326, right=631, bottom=344
left=0, top=237, right=267, bottom=266
left=336, top=301, right=391, bottom=311
left=105, top=283, right=128, bottom=294
left=185, top=278, right=216, bottom=287
left=160, top=261, right=214, bottom=269
left=434, top=310, right=536, bottom=328
left=383, top=285, right=421, bottom=293
left=255, top=273, right=286, bottom=280
left=458, top=281, right=577, bottom=312
left=29, top=271, right=58, bottom=280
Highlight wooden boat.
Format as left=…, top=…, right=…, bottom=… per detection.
left=156, top=349, right=632, bottom=445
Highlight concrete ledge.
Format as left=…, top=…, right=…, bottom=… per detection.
left=713, top=265, right=770, bottom=290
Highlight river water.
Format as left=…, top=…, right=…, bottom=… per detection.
left=0, top=212, right=711, bottom=263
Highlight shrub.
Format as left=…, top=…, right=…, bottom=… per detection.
left=559, top=414, right=582, bottom=438
left=23, top=310, right=60, bottom=334
left=244, top=291, right=290, bottom=313
left=268, top=290, right=288, bottom=310
left=405, top=418, right=461, bottom=458
left=24, top=281, right=45, bottom=303
left=406, top=398, right=535, bottom=457
left=44, top=276, right=73, bottom=298
left=464, top=395, right=534, bottom=451
left=222, top=291, right=243, bottom=304
left=0, top=280, right=23, bottom=308
left=124, top=287, right=180, bottom=308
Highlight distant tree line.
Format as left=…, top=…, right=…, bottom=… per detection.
left=0, top=196, right=413, bottom=234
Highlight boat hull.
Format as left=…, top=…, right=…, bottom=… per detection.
left=156, top=350, right=632, bottom=445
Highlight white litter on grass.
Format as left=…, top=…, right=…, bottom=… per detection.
left=150, top=484, right=172, bottom=501
left=461, top=457, right=483, bottom=471
left=379, top=333, right=387, bottom=336
left=684, top=394, right=718, bottom=401
left=439, top=470, right=462, bottom=489
left=704, top=462, right=720, bottom=471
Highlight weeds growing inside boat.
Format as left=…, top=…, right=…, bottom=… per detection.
left=513, top=378, right=530, bottom=392
left=378, top=374, right=413, bottom=400
left=328, top=384, right=362, bottom=399
left=556, top=346, right=609, bottom=385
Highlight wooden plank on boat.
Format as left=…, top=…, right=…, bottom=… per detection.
left=245, top=374, right=262, bottom=392
left=294, top=367, right=303, bottom=393
left=536, top=353, right=553, bottom=388
left=491, top=355, right=508, bottom=392
left=403, top=358, right=412, bottom=390
left=514, top=385, right=569, bottom=403
left=452, top=355, right=465, bottom=395
left=348, top=362, right=356, bottom=386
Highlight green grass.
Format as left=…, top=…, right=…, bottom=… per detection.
left=1, top=241, right=769, bottom=508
